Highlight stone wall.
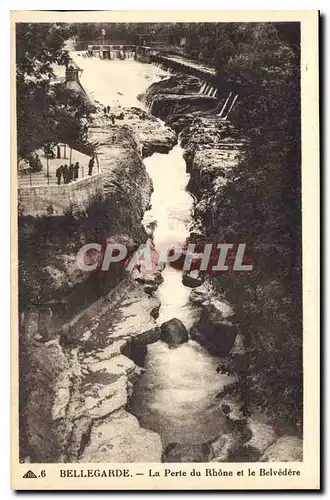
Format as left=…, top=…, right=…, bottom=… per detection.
left=18, top=175, right=104, bottom=217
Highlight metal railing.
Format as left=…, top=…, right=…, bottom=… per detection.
left=18, top=160, right=100, bottom=188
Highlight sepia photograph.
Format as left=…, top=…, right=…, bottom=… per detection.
left=11, top=10, right=319, bottom=490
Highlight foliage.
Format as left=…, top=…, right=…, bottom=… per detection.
left=16, top=23, right=94, bottom=158
left=198, top=23, right=302, bottom=430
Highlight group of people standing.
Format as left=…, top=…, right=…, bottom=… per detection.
left=55, top=163, right=80, bottom=185
left=55, top=155, right=97, bottom=185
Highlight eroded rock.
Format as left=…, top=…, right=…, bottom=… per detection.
left=190, top=301, right=237, bottom=356
left=79, top=409, right=162, bottom=462
left=160, top=318, right=189, bottom=347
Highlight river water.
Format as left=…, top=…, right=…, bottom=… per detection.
left=131, top=144, right=232, bottom=452
left=71, top=54, right=233, bottom=457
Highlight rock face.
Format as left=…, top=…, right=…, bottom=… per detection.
left=144, top=75, right=247, bottom=232
left=190, top=300, right=238, bottom=356
left=131, top=238, right=163, bottom=295
left=260, top=436, right=303, bottom=462
left=144, top=75, right=216, bottom=121
left=20, top=278, right=163, bottom=463
left=209, top=412, right=278, bottom=463
left=19, top=103, right=176, bottom=309
left=160, top=318, right=189, bottom=347
left=19, top=124, right=153, bottom=310
left=20, top=337, right=82, bottom=463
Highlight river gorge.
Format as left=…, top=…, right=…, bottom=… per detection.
left=18, top=53, right=303, bottom=465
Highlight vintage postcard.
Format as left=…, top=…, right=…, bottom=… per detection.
left=11, top=10, right=320, bottom=490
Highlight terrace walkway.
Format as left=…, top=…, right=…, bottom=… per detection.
left=18, top=145, right=99, bottom=188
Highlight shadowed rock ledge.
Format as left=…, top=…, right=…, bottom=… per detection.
left=21, top=278, right=163, bottom=462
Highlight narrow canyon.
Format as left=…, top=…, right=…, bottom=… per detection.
left=19, top=53, right=302, bottom=465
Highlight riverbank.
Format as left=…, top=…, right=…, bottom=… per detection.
left=142, top=72, right=302, bottom=462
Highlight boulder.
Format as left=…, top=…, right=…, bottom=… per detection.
left=21, top=339, right=76, bottom=462
left=133, top=268, right=163, bottom=295
left=182, top=270, right=204, bottom=288
left=244, top=415, right=277, bottom=456
left=160, top=318, right=189, bottom=347
left=210, top=433, right=239, bottom=462
left=66, top=416, right=93, bottom=462
left=190, top=301, right=237, bottom=356
left=260, top=436, right=303, bottom=462
left=79, top=409, right=162, bottom=463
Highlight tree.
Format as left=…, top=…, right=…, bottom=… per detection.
left=204, top=23, right=302, bottom=429
left=16, top=23, right=93, bottom=158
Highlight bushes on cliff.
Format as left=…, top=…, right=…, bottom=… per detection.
left=205, top=25, right=302, bottom=430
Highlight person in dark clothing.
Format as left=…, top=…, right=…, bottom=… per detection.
left=88, top=156, right=94, bottom=176
left=56, top=165, right=63, bottom=185
left=69, top=164, right=74, bottom=182
left=107, top=105, right=110, bottom=114
left=103, top=107, right=107, bottom=115
left=63, top=164, right=69, bottom=184
left=74, top=162, right=80, bottom=180
left=111, top=114, right=115, bottom=125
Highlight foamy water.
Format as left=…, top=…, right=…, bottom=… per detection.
left=130, top=340, right=234, bottom=447
left=143, top=144, right=198, bottom=327
left=70, top=53, right=169, bottom=108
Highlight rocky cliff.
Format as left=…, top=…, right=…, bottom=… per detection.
left=20, top=278, right=163, bottom=462
left=19, top=104, right=176, bottom=462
